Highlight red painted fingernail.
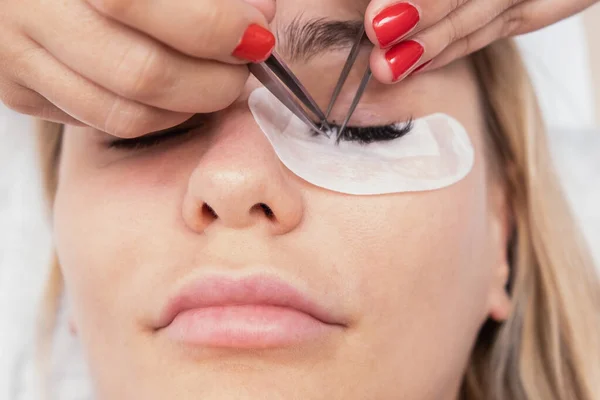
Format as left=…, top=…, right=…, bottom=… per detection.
left=232, top=24, right=276, bottom=62
left=411, top=60, right=432, bottom=75
left=373, top=2, right=420, bottom=48
left=385, top=40, right=424, bottom=81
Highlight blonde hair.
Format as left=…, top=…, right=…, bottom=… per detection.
left=35, top=39, right=600, bottom=400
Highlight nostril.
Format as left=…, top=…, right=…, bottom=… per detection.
left=258, top=203, right=275, bottom=220
left=202, top=203, right=218, bottom=219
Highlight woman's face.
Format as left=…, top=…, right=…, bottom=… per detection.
left=54, top=0, right=512, bottom=398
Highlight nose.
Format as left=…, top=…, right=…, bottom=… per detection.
left=182, top=113, right=304, bottom=235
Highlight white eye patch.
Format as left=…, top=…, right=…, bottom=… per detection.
left=248, top=87, right=474, bottom=196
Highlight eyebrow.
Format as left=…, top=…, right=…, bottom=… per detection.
left=276, top=16, right=367, bottom=63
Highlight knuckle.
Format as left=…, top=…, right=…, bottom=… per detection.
left=0, top=84, right=37, bottom=114
left=445, top=13, right=466, bottom=44
left=450, top=0, right=465, bottom=12
left=34, top=102, right=65, bottom=121
left=102, top=98, right=148, bottom=137
left=9, top=46, right=42, bottom=82
left=113, top=45, right=173, bottom=102
left=501, top=7, right=526, bottom=37
left=460, top=34, right=475, bottom=58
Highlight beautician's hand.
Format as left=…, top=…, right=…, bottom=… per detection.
left=365, top=0, right=598, bottom=83
left=0, top=0, right=275, bottom=137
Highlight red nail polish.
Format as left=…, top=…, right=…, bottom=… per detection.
left=385, top=40, right=424, bottom=81
left=373, top=2, right=420, bottom=48
left=232, top=24, right=276, bottom=62
left=411, top=60, right=432, bottom=75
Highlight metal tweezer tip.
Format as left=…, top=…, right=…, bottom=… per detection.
left=337, top=67, right=373, bottom=138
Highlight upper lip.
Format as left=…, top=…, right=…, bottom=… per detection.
left=156, top=273, right=346, bottom=329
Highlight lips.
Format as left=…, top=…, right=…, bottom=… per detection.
left=154, top=273, right=346, bottom=348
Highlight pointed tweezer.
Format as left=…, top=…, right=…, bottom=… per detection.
left=248, top=61, right=327, bottom=134
left=324, top=25, right=366, bottom=121
left=264, top=52, right=330, bottom=130
left=337, top=67, right=373, bottom=138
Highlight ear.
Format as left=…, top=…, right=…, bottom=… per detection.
left=487, top=260, right=512, bottom=322
left=486, top=183, right=514, bottom=322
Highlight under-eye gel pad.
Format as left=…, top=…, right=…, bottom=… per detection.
left=248, top=88, right=474, bottom=195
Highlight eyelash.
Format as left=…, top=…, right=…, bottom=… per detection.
left=317, top=120, right=414, bottom=144
left=107, top=126, right=197, bottom=150
left=107, top=120, right=413, bottom=150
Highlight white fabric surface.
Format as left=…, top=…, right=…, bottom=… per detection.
left=0, top=116, right=52, bottom=399
left=1, top=17, right=599, bottom=399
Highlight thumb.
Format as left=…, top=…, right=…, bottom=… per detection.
left=243, top=0, right=276, bottom=22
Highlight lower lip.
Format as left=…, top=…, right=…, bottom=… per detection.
left=162, top=305, right=337, bottom=349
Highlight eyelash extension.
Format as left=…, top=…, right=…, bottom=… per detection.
left=313, top=119, right=414, bottom=145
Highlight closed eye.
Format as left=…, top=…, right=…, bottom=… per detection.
left=106, top=115, right=208, bottom=150
left=107, top=127, right=196, bottom=150
left=106, top=116, right=413, bottom=150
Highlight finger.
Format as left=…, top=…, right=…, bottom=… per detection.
left=370, top=0, right=511, bottom=83
left=365, top=0, right=471, bottom=49
left=0, top=26, right=82, bottom=125
left=425, top=13, right=512, bottom=73
left=426, top=0, right=599, bottom=72
left=243, top=0, right=276, bottom=22
left=25, top=0, right=248, bottom=114
left=11, top=40, right=192, bottom=138
left=0, top=81, right=85, bottom=126
left=507, top=0, right=598, bottom=35
left=369, top=39, right=426, bottom=84
left=85, top=0, right=276, bottom=63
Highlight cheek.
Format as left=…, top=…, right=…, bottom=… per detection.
left=366, top=183, right=492, bottom=318
left=52, top=151, right=190, bottom=338
left=312, top=148, right=495, bottom=387
left=332, top=173, right=493, bottom=322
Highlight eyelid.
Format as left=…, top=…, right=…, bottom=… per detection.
left=106, top=125, right=200, bottom=150
left=105, top=114, right=210, bottom=150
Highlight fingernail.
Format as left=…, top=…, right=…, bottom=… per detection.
left=385, top=40, right=424, bottom=81
left=410, top=60, right=432, bottom=75
left=232, top=24, right=276, bottom=62
left=373, top=2, right=420, bottom=48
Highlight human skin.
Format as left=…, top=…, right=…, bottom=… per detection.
left=53, top=0, right=512, bottom=399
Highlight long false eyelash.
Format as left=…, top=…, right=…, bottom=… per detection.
left=313, top=119, right=414, bottom=145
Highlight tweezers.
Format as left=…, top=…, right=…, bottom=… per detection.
left=248, top=25, right=372, bottom=137
left=325, top=25, right=372, bottom=137
left=249, top=53, right=330, bottom=134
